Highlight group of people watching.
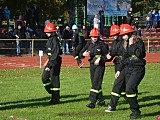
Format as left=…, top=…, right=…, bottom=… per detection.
left=0, top=3, right=45, bottom=56
left=56, top=25, right=89, bottom=55
left=0, top=4, right=40, bottom=30
left=146, top=9, right=160, bottom=30
left=0, top=14, right=37, bottom=56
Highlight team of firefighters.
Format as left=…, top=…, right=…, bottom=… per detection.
left=41, top=22, right=146, bottom=119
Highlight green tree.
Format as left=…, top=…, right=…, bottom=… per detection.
left=132, top=0, right=160, bottom=17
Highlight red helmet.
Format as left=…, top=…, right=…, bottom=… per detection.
left=44, top=23, right=57, bottom=33
left=89, top=28, right=100, bottom=37
left=120, top=24, right=134, bottom=35
left=110, top=25, right=120, bottom=36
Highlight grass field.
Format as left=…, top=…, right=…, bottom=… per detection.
left=0, top=63, right=160, bottom=120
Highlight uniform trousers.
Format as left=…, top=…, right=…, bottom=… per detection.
left=89, top=62, right=105, bottom=103
left=125, top=65, right=145, bottom=112
left=42, top=57, right=62, bottom=100
left=109, top=63, right=126, bottom=109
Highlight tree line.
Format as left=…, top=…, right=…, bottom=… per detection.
left=0, top=0, right=160, bottom=25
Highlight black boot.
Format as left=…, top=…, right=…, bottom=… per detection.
left=49, top=91, right=60, bottom=105
left=130, top=110, right=141, bottom=119
left=86, top=103, right=95, bottom=109
left=97, top=100, right=106, bottom=106
left=49, top=99, right=60, bottom=105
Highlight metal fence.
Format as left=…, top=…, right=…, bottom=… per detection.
left=0, top=38, right=160, bottom=56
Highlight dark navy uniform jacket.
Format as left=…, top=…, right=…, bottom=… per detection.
left=118, top=38, right=146, bottom=71
left=109, top=36, right=124, bottom=64
left=45, top=34, right=62, bottom=69
left=80, top=39, right=109, bottom=64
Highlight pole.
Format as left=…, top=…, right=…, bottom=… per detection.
left=40, top=56, right=42, bottom=68
left=32, top=39, right=34, bottom=56
left=39, top=50, right=43, bottom=68
left=147, top=38, right=150, bottom=53
left=83, top=6, right=86, bottom=25
left=75, top=0, right=78, bottom=25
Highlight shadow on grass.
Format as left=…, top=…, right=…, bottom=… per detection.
left=142, top=111, right=160, bottom=118
left=139, top=94, right=160, bottom=102
left=57, top=109, right=108, bottom=117
left=0, top=94, right=88, bottom=110
left=118, top=94, right=160, bottom=118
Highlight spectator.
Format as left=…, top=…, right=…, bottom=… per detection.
left=80, top=25, right=88, bottom=46
left=152, top=10, right=158, bottom=29
left=158, top=10, right=160, bottom=28
left=72, top=24, right=84, bottom=68
left=99, top=8, right=105, bottom=35
left=81, top=25, right=88, bottom=38
left=146, top=10, right=153, bottom=30
left=0, top=28, right=8, bottom=38
left=127, top=8, right=134, bottom=25
left=24, top=26, right=33, bottom=54
left=16, top=15, right=25, bottom=29
left=113, top=17, right=117, bottom=25
left=24, top=6, right=32, bottom=27
left=61, top=26, right=72, bottom=54
left=132, top=24, right=141, bottom=37
left=93, top=14, right=100, bottom=32
left=4, top=6, right=10, bottom=28
left=44, top=16, right=50, bottom=26
left=56, top=26, right=62, bottom=41
left=0, top=6, right=4, bottom=28
left=32, top=3, right=40, bottom=29
left=15, top=25, right=24, bottom=56
left=8, top=27, right=15, bottom=39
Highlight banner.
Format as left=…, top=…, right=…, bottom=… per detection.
left=87, top=0, right=131, bottom=16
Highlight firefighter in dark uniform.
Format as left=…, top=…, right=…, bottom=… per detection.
left=79, top=28, right=109, bottom=108
left=115, top=24, right=146, bottom=119
left=42, top=23, right=62, bottom=105
left=105, top=25, right=126, bottom=112
left=72, top=24, right=84, bottom=68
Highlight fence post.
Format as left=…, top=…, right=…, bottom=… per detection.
left=147, top=38, right=150, bottom=53
left=32, top=39, right=34, bottom=56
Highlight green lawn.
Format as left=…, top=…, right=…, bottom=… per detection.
left=0, top=63, right=160, bottom=120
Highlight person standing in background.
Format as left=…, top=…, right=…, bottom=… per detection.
left=72, top=24, right=84, bottom=68
left=127, top=8, right=134, bottom=25
left=152, top=10, right=158, bottom=30
left=93, top=14, right=100, bottom=33
left=0, top=6, right=4, bottom=28
left=32, top=3, right=40, bottom=29
left=158, top=10, right=160, bottom=27
left=44, top=16, right=51, bottom=26
left=15, top=24, right=24, bottom=56
left=16, top=15, right=25, bottom=29
left=99, top=8, right=105, bottom=35
left=61, top=26, right=72, bottom=54
left=24, top=26, right=33, bottom=54
left=24, top=6, right=32, bottom=28
left=4, top=6, right=10, bottom=29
